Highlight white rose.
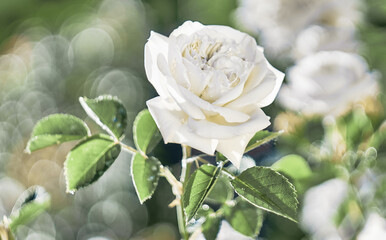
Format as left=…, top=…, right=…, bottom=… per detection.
left=278, top=51, right=379, bottom=116
left=358, top=213, right=386, bottom=240
left=235, top=0, right=361, bottom=56
left=144, top=21, right=284, bottom=167
left=292, top=25, right=358, bottom=59
left=301, top=178, right=349, bottom=240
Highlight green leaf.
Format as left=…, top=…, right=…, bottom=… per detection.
left=271, top=155, right=312, bottom=180
left=230, top=166, right=298, bottom=222
left=183, top=164, right=222, bottom=221
left=216, top=152, right=227, bottom=162
left=245, top=130, right=283, bottom=153
left=338, top=108, right=374, bottom=148
left=9, top=186, right=50, bottom=230
left=202, top=212, right=221, bottom=240
left=194, top=206, right=221, bottom=240
left=79, top=95, right=127, bottom=139
left=195, top=204, right=213, bottom=219
left=64, top=134, right=121, bottom=193
left=223, top=198, right=264, bottom=237
left=133, top=109, right=162, bottom=154
left=131, top=153, right=161, bottom=204
left=368, top=122, right=386, bottom=149
left=206, top=174, right=233, bottom=204
left=26, top=114, right=90, bottom=153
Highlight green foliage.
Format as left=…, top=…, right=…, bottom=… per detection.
left=215, top=152, right=227, bottom=162
left=201, top=211, right=221, bottom=240
left=271, top=154, right=312, bottom=180
left=22, top=94, right=299, bottom=238
left=79, top=95, right=127, bottom=139
left=64, top=134, right=121, bottom=193
left=195, top=204, right=214, bottom=219
left=223, top=198, right=264, bottom=237
left=9, top=186, right=50, bottom=231
left=133, top=109, right=162, bottom=154
left=338, top=108, right=374, bottom=149
left=182, top=164, right=222, bottom=221
left=206, top=174, right=233, bottom=204
left=368, top=121, right=386, bottom=150
left=230, top=166, right=298, bottom=222
left=26, top=114, right=90, bottom=153
left=245, top=130, right=282, bottom=153
left=131, top=153, right=161, bottom=204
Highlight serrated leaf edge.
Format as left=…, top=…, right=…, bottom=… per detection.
left=183, top=164, right=222, bottom=222
left=132, top=109, right=158, bottom=155
left=231, top=166, right=299, bottom=222
left=130, top=154, right=161, bottom=204
left=26, top=114, right=91, bottom=153
left=64, top=134, right=119, bottom=193
left=9, top=186, right=51, bottom=230
left=79, top=96, right=125, bottom=141
left=245, top=130, right=283, bottom=153
left=223, top=198, right=264, bottom=237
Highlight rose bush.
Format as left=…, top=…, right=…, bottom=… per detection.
left=278, top=51, right=379, bottom=116
left=144, top=21, right=284, bottom=167
left=292, top=25, right=358, bottom=59
left=235, top=0, right=361, bottom=56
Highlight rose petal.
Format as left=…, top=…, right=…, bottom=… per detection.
left=179, top=86, right=251, bottom=123
left=207, top=25, right=256, bottom=46
left=182, top=58, right=210, bottom=96
left=187, top=108, right=270, bottom=139
left=144, top=31, right=171, bottom=98
left=170, top=21, right=205, bottom=38
left=212, top=63, right=254, bottom=106
left=225, top=71, right=277, bottom=109
left=167, top=37, right=191, bottom=89
left=216, top=133, right=255, bottom=168
left=256, top=62, right=285, bottom=107
left=242, top=60, right=268, bottom=93
left=156, top=54, right=206, bottom=120
left=147, top=97, right=218, bottom=154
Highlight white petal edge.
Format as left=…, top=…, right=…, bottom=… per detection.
left=146, top=97, right=218, bottom=155
left=188, top=108, right=270, bottom=139
left=170, top=21, right=205, bottom=37
left=179, top=86, right=251, bottom=123
left=225, top=71, right=277, bottom=109
left=216, top=133, right=255, bottom=168
left=157, top=54, right=207, bottom=120
left=256, top=62, right=285, bottom=107
left=144, top=31, right=171, bottom=98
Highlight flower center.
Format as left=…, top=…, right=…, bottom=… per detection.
left=182, top=39, right=223, bottom=70
left=181, top=36, right=246, bottom=102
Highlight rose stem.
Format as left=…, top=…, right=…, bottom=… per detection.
left=177, top=145, right=192, bottom=240
left=120, top=141, right=191, bottom=239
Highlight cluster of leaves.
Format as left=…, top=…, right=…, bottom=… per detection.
left=25, top=95, right=299, bottom=239
left=272, top=103, right=386, bottom=239
left=0, top=186, right=50, bottom=240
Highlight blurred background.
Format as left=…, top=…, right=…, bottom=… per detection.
left=0, top=0, right=385, bottom=239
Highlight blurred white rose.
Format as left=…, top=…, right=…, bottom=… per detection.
left=357, top=213, right=386, bottom=240
left=235, top=0, right=361, bottom=56
left=301, top=178, right=348, bottom=240
left=278, top=51, right=379, bottom=116
left=145, top=21, right=284, bottom=167
left=292, top=25, right=358, bottom=59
